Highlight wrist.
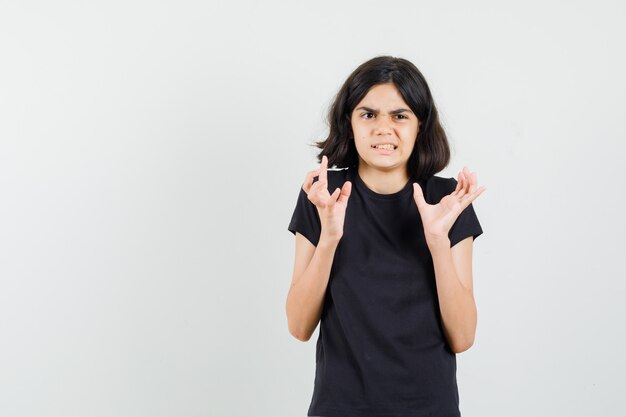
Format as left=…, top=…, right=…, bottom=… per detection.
left=426, top=235, right=451, bottom=252
left=319, top=233, right=341, bottom=248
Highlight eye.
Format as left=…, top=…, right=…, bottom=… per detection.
left=395, top=114, right=408, bottom=119
left=362, top=112, right=374, bottom=119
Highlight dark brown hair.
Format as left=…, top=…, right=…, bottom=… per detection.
left=312, top=55, right=450, bottom=181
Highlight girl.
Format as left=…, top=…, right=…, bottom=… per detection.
left=286, top=56, right=486, bottom=417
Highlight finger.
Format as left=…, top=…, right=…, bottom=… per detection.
left=463, top=166, right=477, bottom=194
left=456, top=172, right=467, bottom=199
left=302, top=168, right=322, bottom=194
left=452, top=171, right=464, bottom=196
left=319, top=155, right=328, bottom=185
left=462, top=170, right=471, bottom=193
left=310, top=177, right=328, bottom=199
left=451, top=175, right=462, bottom=195
left=327, top=187, right=341, bottom=208
left=337, top=181, right=352, bottom=205
left=469, top=171, right=477, bottom=194
left=464, top=168, right=476, bottom=194
left=307, top=173, right=328, bottom=204
left=461, top=185, right=486, bottom=207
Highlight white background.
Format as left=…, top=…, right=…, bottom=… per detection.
left=1, top=1, right=625, bottom=416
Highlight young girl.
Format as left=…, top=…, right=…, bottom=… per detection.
left=286, top=56, right=486, bottom=417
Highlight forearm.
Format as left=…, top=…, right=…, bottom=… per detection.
left=429, top=239, right=477, bottom=353
left=286, top=235, right=339, bottom=341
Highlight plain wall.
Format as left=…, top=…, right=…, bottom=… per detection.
left=1, top=0, right=625, bottom=416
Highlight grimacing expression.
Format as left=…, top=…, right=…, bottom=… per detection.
left=351, top=83, right=420, bottom=171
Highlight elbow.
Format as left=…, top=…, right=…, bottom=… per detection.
left=451, top=338, right=474, bottom=354
left=286, top=313, right=313, bottom=342
left=285, top=297, right=320, bottom=342
left=286, top=301, right=316, bottom=342
left=292, top=332, right=312, bottom=342
left=288, top=324, right=312, bottom=342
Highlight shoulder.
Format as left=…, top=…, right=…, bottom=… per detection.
left=426, top=174, right=457, bottom=190
left=424, top=175, right=458, bottom=204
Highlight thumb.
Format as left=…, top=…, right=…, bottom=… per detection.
left=337, top=181, right=352, bottom=205
left=413, top=182, right=426, bottom=208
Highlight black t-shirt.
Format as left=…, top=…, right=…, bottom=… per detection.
left=287, top=166, right=483, bottom=417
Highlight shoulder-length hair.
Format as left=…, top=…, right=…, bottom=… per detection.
left=313, top=55, right=450, bottom=181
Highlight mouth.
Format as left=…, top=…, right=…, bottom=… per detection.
left=370, top=143, right=398, bottom=151
left=371, top=144, right=397, bottom=154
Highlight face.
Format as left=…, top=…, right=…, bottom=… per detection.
left=350, top=82, right=420, bottom=173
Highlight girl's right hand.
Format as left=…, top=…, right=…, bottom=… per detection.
left=302, top=155, right=352, bottom=243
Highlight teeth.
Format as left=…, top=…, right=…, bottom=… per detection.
left=373, top=144, right=396, bottom=150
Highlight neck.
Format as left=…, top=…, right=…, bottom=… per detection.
left=357, top=164, right=410, bottom=195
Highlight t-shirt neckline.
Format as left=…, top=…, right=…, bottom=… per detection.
left=352, top=167, right=415, bottom=200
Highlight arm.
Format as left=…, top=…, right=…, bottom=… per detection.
left=428, top=236, right=477, bottom=353
left=286, top=156, right=351, bottom=342
left=412, top=166, right=485, bottom=353
left=286, top=232, right=339, bottom=342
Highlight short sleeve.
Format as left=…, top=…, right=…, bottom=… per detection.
left=447, top=178, right=484, bottom=248
left=287, top=185, right=321, bottom=247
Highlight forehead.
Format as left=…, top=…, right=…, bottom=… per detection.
left=354, top=83, right=408, bottom=108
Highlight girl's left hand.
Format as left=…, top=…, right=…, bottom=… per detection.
left=413, top=166, right=486, bottom=247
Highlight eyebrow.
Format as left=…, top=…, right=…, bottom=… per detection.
left=355, top=106, right=414, bottom=114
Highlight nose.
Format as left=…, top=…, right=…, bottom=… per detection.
left=375, top=114, right=393, bottom=133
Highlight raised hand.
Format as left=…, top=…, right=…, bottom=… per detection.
left=412, top=166, right=486, bottom=247
left=302, top=155, right=352, bottom=243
